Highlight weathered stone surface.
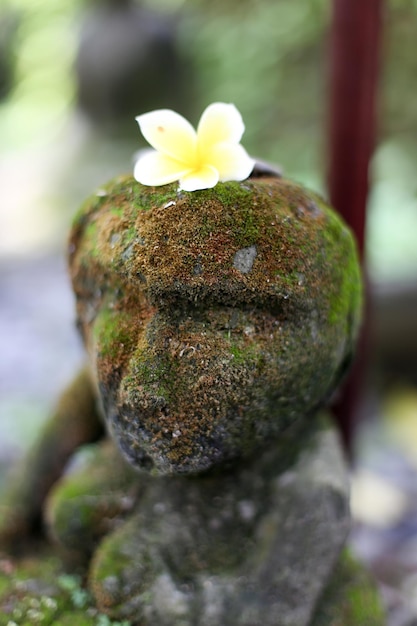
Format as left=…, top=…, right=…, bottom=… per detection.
left=0, top=173, right=369, bottom=625
left=69, top=175, right=362, bottom=474
left=43, top=417, right=350, bottom=625
left=0, top=542, right=385, bottom=626
left=45, top=440, right=139, bottom=555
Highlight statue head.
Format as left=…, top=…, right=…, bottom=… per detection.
left=69, top=174, right=361, bottom=474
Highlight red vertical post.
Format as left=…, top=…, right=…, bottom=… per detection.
left=327, top=0, right=383, bottom=452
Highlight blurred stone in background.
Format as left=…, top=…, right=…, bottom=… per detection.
left=75, top=0, right=194, bottom=132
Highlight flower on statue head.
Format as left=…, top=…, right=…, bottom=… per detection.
left=133, top=103, right=254, bottom=192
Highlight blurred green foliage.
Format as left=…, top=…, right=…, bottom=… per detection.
left=178, top=0, right=329, bottom=184
left=1, top=0, right=416, bottom=279
left=0, top=0, right=81, bottom=149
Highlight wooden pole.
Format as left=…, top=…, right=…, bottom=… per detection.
left=327, top=0, right=383, bottom=452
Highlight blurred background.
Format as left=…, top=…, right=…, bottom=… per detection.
left=0, top=0, right=416, bottom=623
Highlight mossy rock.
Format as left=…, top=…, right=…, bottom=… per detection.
left=0, top=173, right=371, bottom=626
left=0, top=545, right=131, bottom=625
left=0, top=421, right=384, bottom=626
left=0, top=547, right=384, bottom=626
left=68, top=175, right=362, bottom=474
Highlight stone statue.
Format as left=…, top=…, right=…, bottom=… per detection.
left=0, top=170, right=384, bottom=625
left=75, top=0, right=192, bottom=131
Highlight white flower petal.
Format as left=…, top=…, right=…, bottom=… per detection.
left=179, top=165, right=219, bottom=191
left=197, top=103, right=245, bottom=155
left=136, top=109, right=197, bottom=163
left=134, top=151, right=192, bottom=186
left=208, top=142, right=254, bottom=182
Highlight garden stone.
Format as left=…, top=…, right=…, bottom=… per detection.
left=68, top=174, right=361, bottom=475
left=64, top=418, right=350, bottom=625
left=0, top=173, right=383, bottom=624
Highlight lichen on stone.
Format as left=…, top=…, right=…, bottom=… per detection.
left=0, top=169, right=372, bottom=626
left=68, top=174, right=362, bottom=475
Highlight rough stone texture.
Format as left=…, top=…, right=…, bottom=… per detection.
left=0, top=540, right=384, bottom=626
left=2, top=409, right=384, bottom=626
left=44, top=417, right=349, bottom=625
left=90, top=416, right=349, bottom=626
left=0, top=174, right=373, bottom=625
left=69, top=175, right=362, bottom=475
left=233, top=244, right=258, bottom=273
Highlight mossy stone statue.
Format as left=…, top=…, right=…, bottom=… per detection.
left=69, top=173, right=361, bottom=474
left=0, top=172, right=384, bottom=625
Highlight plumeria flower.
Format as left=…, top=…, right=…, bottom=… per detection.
left=133, top=102, right=254, bottom=192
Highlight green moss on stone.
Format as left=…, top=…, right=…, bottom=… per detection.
left=0, top=547, right=132, bottom=626
left=125, top=351, right=181, bottom=404
left=311, top=550, right=385, bottom=626
left=68, top=174, right=362, bottom=475
left=133, top=186, right=177, bottom=213
left=121, top=227, right=137, bottom=246
left=84, top=222, right=101, bottom=259
left=110, top=207, right=124, bottom=218
left=45, top=442, right=139, bottom=556
left=212, top=182, right=261, bottom=247
left=229, top=340, right=263, bottom=368
left=328, top=257, right=362, bottom=333
left=93, top=308, right=136, bottom=363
